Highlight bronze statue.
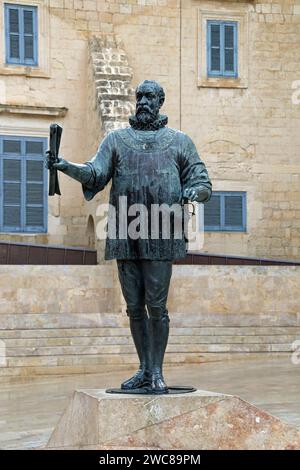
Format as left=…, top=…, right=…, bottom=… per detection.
left=46, top=80, right=212, bottom=394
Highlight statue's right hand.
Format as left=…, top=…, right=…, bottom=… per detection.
left=45, top=151, right=69, bottom=171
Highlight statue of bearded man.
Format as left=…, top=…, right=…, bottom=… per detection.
left=46, top=80, right=212, bottom=394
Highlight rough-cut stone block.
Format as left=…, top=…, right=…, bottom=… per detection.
left=47, top=389, right=300, bottom=450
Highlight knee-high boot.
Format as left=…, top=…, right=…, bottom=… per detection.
left=121, top=311, right=152, bottom=390
left=149, top=309, right=169, bottom=394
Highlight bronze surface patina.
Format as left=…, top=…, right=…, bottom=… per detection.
left=46, top=80, right=212, bottom=394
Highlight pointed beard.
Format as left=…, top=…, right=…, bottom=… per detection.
left=136, top=109, right=158, bottom=125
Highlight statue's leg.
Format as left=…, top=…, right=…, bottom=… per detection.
left=143, top=260, right=173, bottom=394
left=117, top=260, right=151, bottom=389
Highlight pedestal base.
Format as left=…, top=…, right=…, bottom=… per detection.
left=47, top=389, right=300, bottom=450
left=106, top=385, right=197, bottom=395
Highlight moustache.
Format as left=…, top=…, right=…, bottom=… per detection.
left=136, top=106, right=153, bottom=115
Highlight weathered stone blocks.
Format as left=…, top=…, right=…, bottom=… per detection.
left=47, top=389, right=300, bottom=449
left=89, top=36, right=135, bottom=136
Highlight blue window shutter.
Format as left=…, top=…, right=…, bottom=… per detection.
left=207, top=21, right=238, bottom=78
left=223, top=23, right=237, bottom=76
left=5, top=5, right=38, bottom=66
left=224, top=195, right=243, bottom=228
left=204, top=194, right=221, bottom=230
left=7, top=7, right=20, bottom=62
left=0, top=136, right=47, bottom=233
left=23, top=8, right=38, bottom=64
left=204, top=192, right=246, bottom=232
left=2, top=156, right=22, bottom=229
left=26, top=160, right=45, bottom=228
left=209, top=23, right=221, bottom=74
left=224, top=25, right=234, bottom=73
left=23, top=9, right=34, bottom=60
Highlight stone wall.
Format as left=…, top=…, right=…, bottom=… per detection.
left=0, top=264, right=299, bottom=377
left=183, top=0, right=300, bottom=260
left=0, top=0, right=299, bottom=260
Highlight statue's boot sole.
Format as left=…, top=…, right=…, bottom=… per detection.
left=150, top=387, right=169, bottom=395
left=121, top=378, right=152, bottom=390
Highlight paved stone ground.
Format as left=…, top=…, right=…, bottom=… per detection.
left=0, top=357, right=299, bottom=450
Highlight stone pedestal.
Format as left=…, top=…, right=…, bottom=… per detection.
left=47, top=389, right=300, bottom=450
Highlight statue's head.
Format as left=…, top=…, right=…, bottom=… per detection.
left=135, top=80, right=165, bottom=126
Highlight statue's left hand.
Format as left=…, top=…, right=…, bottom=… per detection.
left=182, top=187, right=198, bottom=202
left=183, top=186, right=211, bottom=203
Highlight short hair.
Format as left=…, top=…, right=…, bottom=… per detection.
left=136, top=80, right=165, bottom=105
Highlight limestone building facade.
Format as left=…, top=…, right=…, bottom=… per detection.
left=0, top=0, right=299, bottom=261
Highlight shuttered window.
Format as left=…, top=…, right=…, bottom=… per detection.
left=5, top=4, right=38, bottom=66
left=204, top=192, right=246, bottom=231
left=207, top=20, right=238, bottom=78
left=0, top=136, right=47, bottom=233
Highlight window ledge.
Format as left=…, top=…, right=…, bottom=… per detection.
left=204, top=230, right=248, bottom=233
left=0, top=104, right=68, bottom=117
left=0, top=65, right=50, bottom=79
left=198, top=77, right=247, bottom=89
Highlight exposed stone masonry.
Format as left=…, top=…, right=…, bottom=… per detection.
left=89, top=36, right=135, bottom=135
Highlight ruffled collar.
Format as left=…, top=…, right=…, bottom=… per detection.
left=129, top=114, right=168, bottom=131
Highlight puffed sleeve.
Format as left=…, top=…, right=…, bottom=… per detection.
left=82, top=132, right=115, bottom=201
left=179, top=133, right=212, bottom=203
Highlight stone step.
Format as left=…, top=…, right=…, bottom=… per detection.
left=171, top=335, right=299, bottom=345
left=1, top=326, right=300, bottom=338
left=1, top=334, right=299, bottom=348
left=2, top=337, right=130, bottom=346
left=3, top=348, right=292, bottom=369
left=4, top=352, right=204, bottom=368
left=0, top=327, right=130, bottom=338
left=0, top=306, right=300, bottom=324
left=3, top=342, right=295, bottom=358
left=0, top=313, right=299, bottom=329
left=5, top=345, right=136, bottom=356
left=0, top=352, right=291, bottom=378
left=176, top=326, right=300, bottom=335
left=0, top=314, right=128, bottom=330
